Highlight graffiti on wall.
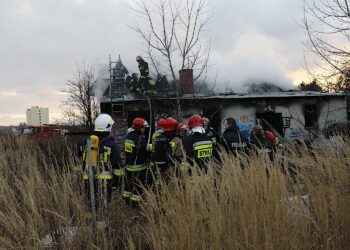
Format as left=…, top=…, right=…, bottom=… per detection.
left=288, top=117, right=303, bottom=138
left=223, top=114, right=254, bottom=141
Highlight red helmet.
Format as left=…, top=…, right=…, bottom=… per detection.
left=157, top=118, right=166, bottom=130
left=188, top=115, right=203, bottom=129
left=265, top=131, right=276, bottom=144
left=136, top=55, right=143, bottom=61
left=163, top=117, right=178, bottom=132
left=132, top=117, right=149, bottom=130
left=132, top=72, right=138, bottom=78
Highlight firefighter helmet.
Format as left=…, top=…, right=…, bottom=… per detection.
left=163, top=117, right=178, bottom=132
left=188, top=115, right=203, bottom=129
left=94, top=114, right=114, bottom=132
left=132, top=117, right=149, bottom=130
left=136, top=55, right=143, bottom=61
left=157, top=118, right=166, bottom=130
left=265, top=130, right=276, bottom=144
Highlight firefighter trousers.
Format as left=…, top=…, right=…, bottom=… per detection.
left=123, top=168, right=147, bottom=206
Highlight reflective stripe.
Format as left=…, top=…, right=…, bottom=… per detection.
left=113, top=169, right=124, bottom=176
left=194, top=144, right=213, bottom=150
left=125, top=140, right=136, bottom=153
left=96, top=171, right=113, bottom=180
left=83, top=174, right=89, bottom=180
left=194, top=142, right=213, bottom=158
left=103, top=146, right=111, bottom=162
left=131, top=195, right=142, bottom=202
left=126, top=164, right=146, bottom=171
left=193, top=140, right=213, bottom=158
left=122, top=191, right=132, bottom=198
left=169, top=142, right=175, bottom=148
left=82, top=151, right=86, bottom=161
left=193, top=140, right=212, bottom=147
left=125, top=139, right=136, bottom=145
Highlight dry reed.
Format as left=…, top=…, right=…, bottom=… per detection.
left=0, top=136, right=349, bottom=249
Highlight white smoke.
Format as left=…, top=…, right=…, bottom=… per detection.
left=94, top=64, right=110, bottom=102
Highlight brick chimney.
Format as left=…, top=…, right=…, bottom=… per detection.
left=179, top=69, right=194, bottom=94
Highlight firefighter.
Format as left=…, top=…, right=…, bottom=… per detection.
left=202, top=117, right=221, bottom=162
left=78, top=114, right=122, bottom=208
left=151, top=118, right=166, bottom=147
left=177, top=122, right=188, bottom=139
left=154, top=117, right=185, bottom=181
left=131, top=73, right=141, bottom=94
left=136, top=55, right=150, bottom=92
left=123, top=117, right=149, bottom=207
left=148, top=118, right=166, bottom=185
left=203, top=118, right=220, bottom=146
left=156, top=73, right=169, bottom=95
left=220, top=117, right=249, bottom=156
left=136, top=55, right=149, bottom=79
left=250, top=125, right=274, bottom=161
left=183, top=115, right=213, bottom=173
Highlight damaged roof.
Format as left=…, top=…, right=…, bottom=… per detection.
left=100, top=91, right=347, bottom=103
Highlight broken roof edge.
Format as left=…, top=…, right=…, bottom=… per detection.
left=100, top=91, right=348, bottom=103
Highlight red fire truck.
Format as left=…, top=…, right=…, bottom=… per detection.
left=22, top=125, right=69, bottom=138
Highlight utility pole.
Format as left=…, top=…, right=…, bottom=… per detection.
left=87, top=139, right=97, bottom=243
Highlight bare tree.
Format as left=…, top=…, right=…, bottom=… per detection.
left=61, top=63, right=99, bottom=128
left=303, top=0, right=350, bottom=91
left=131, top=0, right=211, bottom=118
left=131, top=0, right=210, bottom=82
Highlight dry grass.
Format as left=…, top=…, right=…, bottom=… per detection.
left=141, top=140, right=350, bottom=250
left=0, top=136, right=349, bottom=249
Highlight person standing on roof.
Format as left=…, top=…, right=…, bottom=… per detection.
left=220, top=117, right=249, bottom=156
left=126, top=73, right=141, bottom=94
left=136, top=55, right=149, bottom=79
left=123, top=117, right=150, bottom=208
left=136, top=55, right=150, bottom=93
left=183, top=115, right=214, bottom=174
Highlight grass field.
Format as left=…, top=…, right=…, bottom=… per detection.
left=0, top=136, right=349, bottom=249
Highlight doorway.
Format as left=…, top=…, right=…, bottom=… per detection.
left=256, top=112, right=284, bottom=136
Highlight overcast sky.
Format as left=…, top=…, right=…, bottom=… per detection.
left=0, top=0, right=310, bottom=125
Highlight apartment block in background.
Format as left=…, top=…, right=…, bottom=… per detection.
left=26, top=106, right=49, bottom=126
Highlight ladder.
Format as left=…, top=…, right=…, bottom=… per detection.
left=109, top=55, right=128, bottom=159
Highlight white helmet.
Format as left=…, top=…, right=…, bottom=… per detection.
left=94, top=114, right=114, bottom=132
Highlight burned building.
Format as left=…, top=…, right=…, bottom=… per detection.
left=100, top=89, right=348, bottom=142
left=100, top=58, right=348, bottom=142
